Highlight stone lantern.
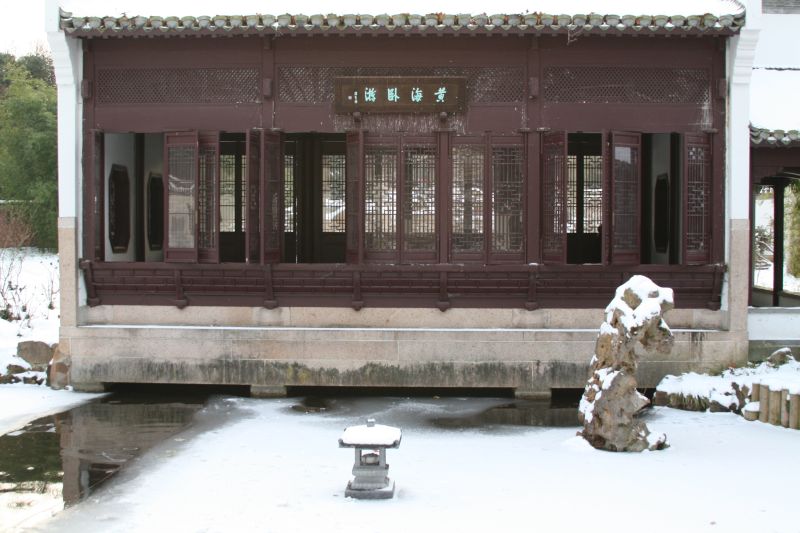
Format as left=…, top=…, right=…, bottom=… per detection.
left=339, top=418, right=402, bottom=499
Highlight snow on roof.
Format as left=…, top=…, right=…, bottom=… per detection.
left=55, top=0, right=746, bottom=16
left=750, top=68, right=800, bottom=146
left=57, top=0, right=745, bottom=35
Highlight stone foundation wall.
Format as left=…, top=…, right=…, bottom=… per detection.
left=61, top=318, right=748, bottom=393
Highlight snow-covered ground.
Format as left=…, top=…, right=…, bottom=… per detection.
left=21, top=396, right=800, bottom=533
left=658, top=354, right=800, bottom=410
left=0, top=248, right=60, bottom=376
left=0, top=248, right=798, bottom=532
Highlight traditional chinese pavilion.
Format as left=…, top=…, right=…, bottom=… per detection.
left=46, top=0, right=763, bottom=396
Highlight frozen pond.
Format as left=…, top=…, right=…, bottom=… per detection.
left=0, top=391, right=235, bottom=530
left=2, top=390, right=578, bottom=530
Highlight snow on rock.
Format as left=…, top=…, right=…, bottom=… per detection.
left=580, top=275, right=673, bottom=452
left=656, top=350, right=800, bottom=412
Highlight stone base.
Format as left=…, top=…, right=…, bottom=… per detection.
left=71, top=381, right=106, bottom=393
left=345, top=479, right=395, bottom=500
left=250, top=385, right=288, bottom=398
left=514, top=388, right=552, bottom=401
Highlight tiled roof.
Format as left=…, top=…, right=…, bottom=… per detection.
left=750, top=126, right=800, bottom=147
left=58, top=10, right=744, bottom=37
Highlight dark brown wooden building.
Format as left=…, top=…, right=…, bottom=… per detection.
left=46, top=3, right=757, bottom=396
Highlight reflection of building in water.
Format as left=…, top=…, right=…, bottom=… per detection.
left=57, top=401, right=202, bottom=505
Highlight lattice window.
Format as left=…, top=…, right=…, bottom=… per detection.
left=403, top=146, right=437, bottom=252
left=284, top=154, right=295, bottom=233
left=686, top=143, right=711, bottom=261
left=198, top=144, right=217, bottom=250
left=491, top=146, right=523, bottom=253
left=97, top=68, right=260, bottom=105
left=219, top=154, right=244, bottom=233
left=322, top=154, right=346, bottom=233
left=167, top=146, right=196, bottom=249
left=365, top=146, right=398, bottom=252
left=567, top=155, right=578, bottom=233
left=543, top=67, right=709, bottom=105
left=452, top=145, right=485, bottom=253
left=583, top=156, right=603, bottom=233
left=279, top=66, right=524, bottom=104
left=612, top=145, right=639, bottom=251
left=567, top=155, right=603, bottom=234
left=542, top=136, right=566, bottom=260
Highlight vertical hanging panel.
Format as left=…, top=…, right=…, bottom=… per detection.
left=610, top=131, right=641, bottom=265
left=684, top=133, right=712, bottom=264
left=364, top=144, right=399, bottom=258
left=164, top=132, right=199, bottom=263
left=345, top=131, right=363, bottom=263
left=451, top=144, right=485, bottom=255
left=541, top=131, right=567, bottom=263
left=198, top=134, right=219, bottom=263
left=245, top=129, right=261, bottom=263
left=263, top=130, right=284, bottom=263
left=84, top=130, right=104, bottom=261
left=403, top=145, right=437, bottom=255
left=490, top=145, right=524, bottom=255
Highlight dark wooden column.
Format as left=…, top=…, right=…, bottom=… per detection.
left=762, top=176, right=793, bottom=306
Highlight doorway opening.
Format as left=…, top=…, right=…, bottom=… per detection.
left=284, top=133, right=347, bottom=263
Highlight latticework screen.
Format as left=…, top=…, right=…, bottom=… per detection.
left=612, top=145, right=639, bottom=252
left=365, top=146, right=398, bottom=252
left=219, top=154, right=246, bottom=232
left=96, top=68, right=260, bottom=105
left=543, top=66, right=709, bottom=105
left=403, top=146, right=437, bottom=252
left=198, top=144, right=217, bottom=250
left=322, top=154, right=346, bottom=233
left=491, top=146, right=524, bottom=253
left=542, top=134, right=566, bottom=261
left=167, top=145, right=196, bottom=249
left=686, top=141, right=711, bottom=262
left=284, top=154, right=295, bottom=233
left=452, top=145, right=485, bottom=253
left=566, top=155, right=603, bottom=234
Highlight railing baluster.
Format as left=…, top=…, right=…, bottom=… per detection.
left=174, top=269, right=188, bottom=309
left=79, top=259, right=101, bottom=307
left=352, top=270, right=364, bottom=311
left=263, top=264, right=278, bottom=309
left=436, top=271, right=450, bottom=311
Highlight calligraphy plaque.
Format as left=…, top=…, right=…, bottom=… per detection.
left=334, top=77, right=466, bottom=113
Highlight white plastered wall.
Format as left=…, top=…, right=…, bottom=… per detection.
left=46, top=0, right=84, bottom=328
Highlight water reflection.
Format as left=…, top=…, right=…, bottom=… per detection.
left=0, top=396, right=204, bottom=530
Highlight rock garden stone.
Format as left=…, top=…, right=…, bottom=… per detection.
left=578, top=275, right=673, bottom=452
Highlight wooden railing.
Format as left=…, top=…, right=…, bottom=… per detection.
left=79, top=260, right=725, bottom=310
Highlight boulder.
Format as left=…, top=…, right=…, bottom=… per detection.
left=48, top=344, right=70, bottom=390
left=5, top=364, right=27, bottom=375
left=767, top=347, right=794, bottom=366
left=578, top=275, right=673, bottom=452
left=17, top=341, right=55, bottom=371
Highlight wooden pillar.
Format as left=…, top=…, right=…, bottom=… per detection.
left=790, top=394, right=800, bottom=430
left=768, top=388, right=781, bottom=426
left=759, top=384, right=770, bottom=423
left=772, top=184, right=785, bottom=306
left=751, top=383, right=760, bottom=402
left=780, top=389, right=790, bottom=428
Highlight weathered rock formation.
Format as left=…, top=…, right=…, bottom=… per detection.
left=579, top=275, right=673, bottom=452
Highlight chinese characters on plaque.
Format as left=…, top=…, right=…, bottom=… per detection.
left=334, top=77, right=466, bottom=113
